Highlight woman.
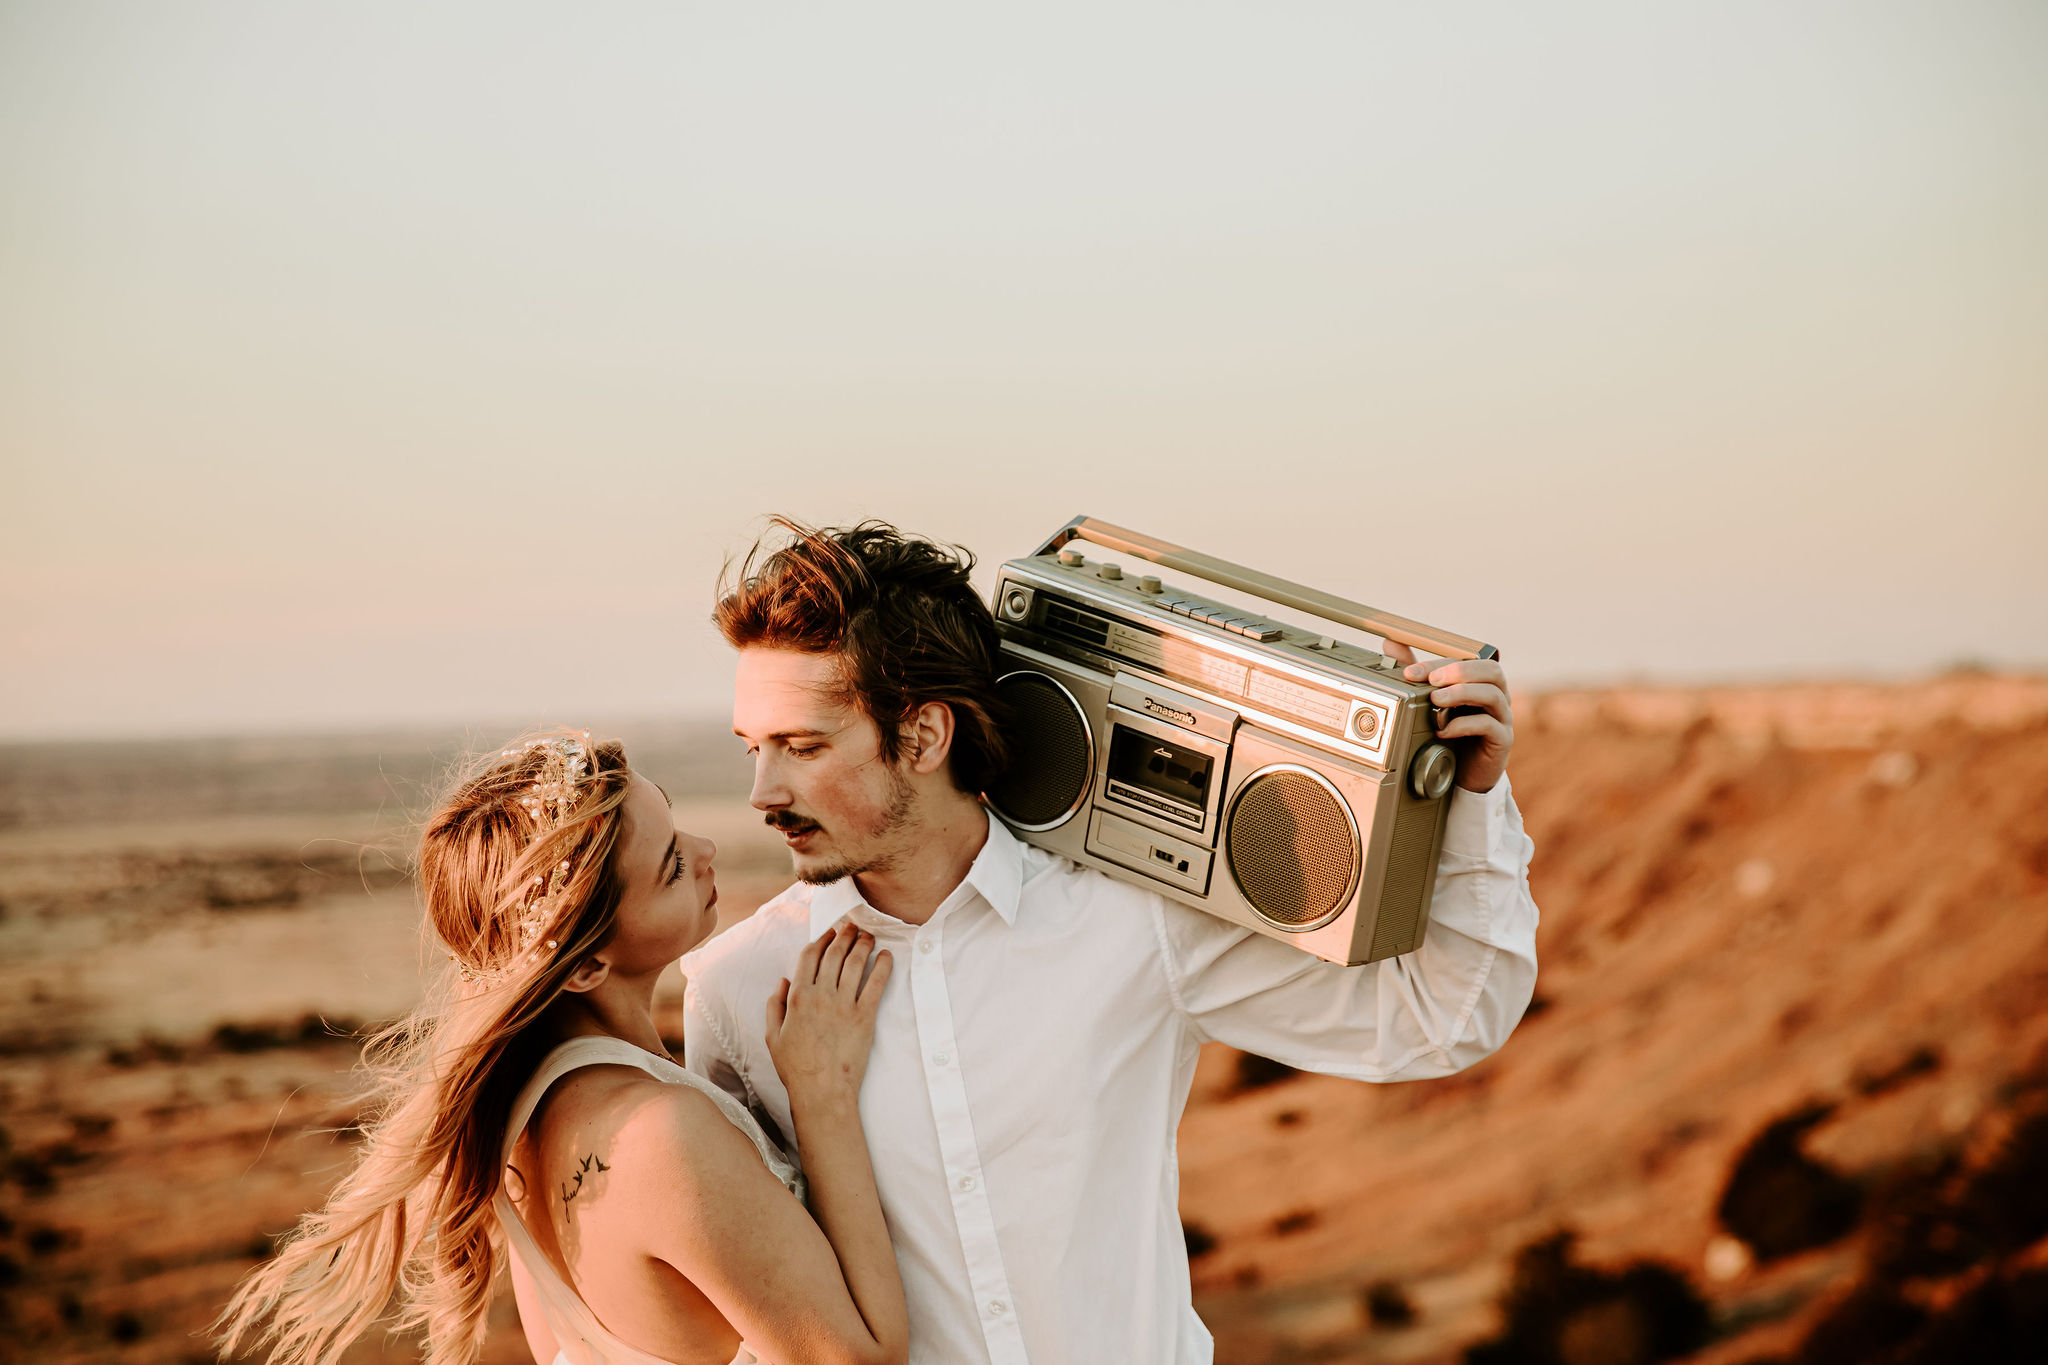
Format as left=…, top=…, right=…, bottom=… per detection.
left=217, top=732, right=906, bottom=1365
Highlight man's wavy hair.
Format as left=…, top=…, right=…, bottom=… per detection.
left=715, top=518, right=1012, bottom=794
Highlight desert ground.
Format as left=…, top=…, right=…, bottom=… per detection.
left=1, top=676, right=2044, bottom=1365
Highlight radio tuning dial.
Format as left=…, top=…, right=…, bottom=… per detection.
left=1099, top=562, right=1123, bottom=581
left=1409, top=744, right=1456, bottom=801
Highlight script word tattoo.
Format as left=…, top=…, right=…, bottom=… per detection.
left=560, top=1152, right=611, bottom=1205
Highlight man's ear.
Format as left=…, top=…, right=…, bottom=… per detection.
left=906, top=701, right=956, bottom=777
left=560, top=957, right=612, bottom=994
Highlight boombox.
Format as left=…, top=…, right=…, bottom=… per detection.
left=983, top=516, right=1499, bottom=966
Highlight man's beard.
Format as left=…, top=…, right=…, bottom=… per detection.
left=772, top=766, right=917, bottom=886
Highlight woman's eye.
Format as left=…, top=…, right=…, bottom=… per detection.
left=667, top=848, right=686, bottom=885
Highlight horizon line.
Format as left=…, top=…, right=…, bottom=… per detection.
left=2, top=662, right=2034, bottom=749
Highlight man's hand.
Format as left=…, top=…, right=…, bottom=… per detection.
left=1380, top=642, right=1514, bottom=794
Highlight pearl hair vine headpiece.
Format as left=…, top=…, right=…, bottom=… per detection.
left=454, top=732, right=594, bottom=986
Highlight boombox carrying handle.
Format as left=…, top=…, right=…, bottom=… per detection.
left=1037, top=515, right=1499, bottom=663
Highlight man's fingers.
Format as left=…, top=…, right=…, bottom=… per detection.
left=1409, top=658, right=1506, bottom=688
left=1428, top=681, right=1511, bottom=724
left=1398, top=649, right=1445, bottom=685
left=1382, top=640, right=1418, bottom=667
left=1437, top=712, right=1510, bottom=745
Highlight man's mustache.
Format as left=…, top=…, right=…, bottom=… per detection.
left=764, top=812, right=821, bottom=835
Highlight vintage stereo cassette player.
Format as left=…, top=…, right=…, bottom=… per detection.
left=982, top=516, right=1500, bottom=966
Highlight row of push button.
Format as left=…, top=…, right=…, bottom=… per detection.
left=1157, top=596, right=1283, bottom=642
left=1055, top=550, right=1284, bottom=642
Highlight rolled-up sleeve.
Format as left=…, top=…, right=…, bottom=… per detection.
left=1151, top=774, right=1539, bottom=1081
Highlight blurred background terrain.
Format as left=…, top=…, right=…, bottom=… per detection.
left=4, top=1, right=2046, bottom=1361
left=2, top=670, right=2043, bottom=1365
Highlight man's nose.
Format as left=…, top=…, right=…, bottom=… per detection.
left=749, top=753, right=789, bottom=811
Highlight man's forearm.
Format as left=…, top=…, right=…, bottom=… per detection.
left=1159, top=779, right=1538, bottom=1080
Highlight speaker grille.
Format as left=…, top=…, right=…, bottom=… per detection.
left=1226, top=766, right=1360, bottom=930
left=986, top=671, right=1092, bottom=830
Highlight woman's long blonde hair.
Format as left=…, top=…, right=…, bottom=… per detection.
left=217, top=730, right=637, bottom=1365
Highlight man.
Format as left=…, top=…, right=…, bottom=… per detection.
left=680, top=519, right=1538, bottom=1365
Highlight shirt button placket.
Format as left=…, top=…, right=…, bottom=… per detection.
left=906, top=914, right=1028, bottom=1364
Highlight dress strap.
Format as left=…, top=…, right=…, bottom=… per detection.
left=497, top=1037, right=702, bottom=1365
left=502, top=1036, right=804, bottom=1203
left=501, top=1035, right=680, bottom=1163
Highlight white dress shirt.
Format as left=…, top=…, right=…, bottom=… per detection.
left=680, top=776, right=1538, bottom=1365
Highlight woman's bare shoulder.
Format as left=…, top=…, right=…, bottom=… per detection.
left=532, top=1064, right=767, bottom=1178
left=526, top=1060, right=669, bottom=1134
left=618, top=1079, right=778, bottom=1180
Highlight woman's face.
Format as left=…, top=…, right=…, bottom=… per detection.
left=602, top=772, right=720, bottom=975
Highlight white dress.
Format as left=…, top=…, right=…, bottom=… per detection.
left=495, top=1035, right=809, bottom=1365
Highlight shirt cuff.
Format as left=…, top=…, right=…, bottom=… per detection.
left=1441, top=771, right=1511, bottom=860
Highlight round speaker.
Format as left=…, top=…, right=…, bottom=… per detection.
left=1225, top=765, right=1361, bottom=932
left=985, top=671, right=1093, bottom=831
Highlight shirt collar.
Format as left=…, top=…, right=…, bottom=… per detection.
left=806, top=806, right=1024, bottom=937
left=807, top=871, right=865, bottom=937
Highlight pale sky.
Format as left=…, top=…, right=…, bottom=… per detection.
left=3, top=2, right=2044, bottom=740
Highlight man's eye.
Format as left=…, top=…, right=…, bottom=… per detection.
left=789, top=745, right=821, bottom=758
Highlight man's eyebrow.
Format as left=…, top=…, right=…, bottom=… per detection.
left=654, top=831, right=677, bottom=889
left=732, top=727, right=834, bottom=741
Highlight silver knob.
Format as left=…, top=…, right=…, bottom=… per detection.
left=1351, top=707, right=1381, bottom=741
left=1057, top=548, right=1085, bottom=567
left=1138, top=574, right=1162, bottom=594
left=1099, top=562, right=1123, bottom=581
left=1409, top=743, right=1456, bottom=800
left=1001, top=588, right=1031, bottom=621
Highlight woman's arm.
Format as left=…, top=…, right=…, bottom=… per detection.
left=625, top=924, right=905, bottom=1365
left=626, top=1089, right=903, bottom=1365
left=764, top=925, right=904, bottom=1358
